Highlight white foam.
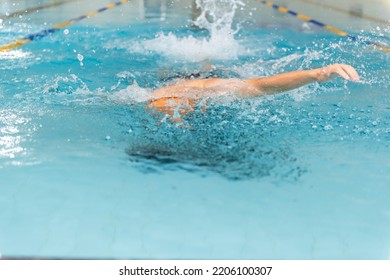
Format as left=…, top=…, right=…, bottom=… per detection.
left=108, top=82, right=152, bottom=104
left=142, top=31, right=242, bottom=61
left=0, top=50, right=31, bottom=60
left=147, top=0, right=244, bottom=61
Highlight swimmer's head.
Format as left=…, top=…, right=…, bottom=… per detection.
left=148, top=97, right=196, bottom=122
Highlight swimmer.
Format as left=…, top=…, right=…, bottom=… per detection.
left=149, top=64, right=360, bottom=120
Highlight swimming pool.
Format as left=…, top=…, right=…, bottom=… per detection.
left=0, top=0, right=389, bottom=259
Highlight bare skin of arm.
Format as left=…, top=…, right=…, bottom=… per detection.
left=149, top=64, right=360, bottom=121
left=244, top=64, right=360, bottom=96
left=151, top=64, right=360, bottom=99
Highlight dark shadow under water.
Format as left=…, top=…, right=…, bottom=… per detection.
left=125, top=102, right=306, bottom=181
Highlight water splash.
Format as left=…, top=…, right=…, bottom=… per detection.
left=108, top=82, right=152, bottom=104
left=193, top=0, right=244, bottom=37
left=141, top=0, right=245, bottom=61
left=43, top=74, right=91, bottom=96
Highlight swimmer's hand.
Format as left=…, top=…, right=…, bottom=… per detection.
left=317, top=64, right=360, bottom=83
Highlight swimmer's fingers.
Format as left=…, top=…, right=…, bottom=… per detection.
left=339, top=64, right=360, bottom=82
left=333, top=65, right=350, bottom=80
left=321, top=64, right=360, bottom=82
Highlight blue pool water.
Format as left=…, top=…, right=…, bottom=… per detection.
left=0, top=0, right=390, bottom=259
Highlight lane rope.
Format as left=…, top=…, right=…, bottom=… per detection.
left=0, top=0, right=130, bottom=52
left=257, top=0, right=390, bottom=54
left=0, top=0, right=79, bottom=21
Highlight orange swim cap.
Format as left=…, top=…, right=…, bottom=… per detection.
left=148, top=97, right=195, bottom=122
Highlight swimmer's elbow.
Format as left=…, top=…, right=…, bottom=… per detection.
left=242, top=79, right=278, bottom=97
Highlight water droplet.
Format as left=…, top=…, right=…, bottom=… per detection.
left=324, top=125, right=333, bottom=131
left=77, top=54, right=84, bottom=66
left=77, top=54, right=84, bottom=62
left=64, top=29, right=69, bottom=35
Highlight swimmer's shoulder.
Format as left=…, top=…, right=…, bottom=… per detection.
left=151, top=78, right=218, bottom=99
left=151, top=77, right=261, bottom=99
left=204, top=78, right=262, bottom=96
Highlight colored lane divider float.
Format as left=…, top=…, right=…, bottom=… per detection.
left=0, top=0, right=130, bottom=52
left=257, top=0, right=390, bottom=54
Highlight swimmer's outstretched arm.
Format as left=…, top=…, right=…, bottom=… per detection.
left=244, top=64, right=360, bottom=97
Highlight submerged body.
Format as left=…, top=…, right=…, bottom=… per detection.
left=149, top=64, right=360, bottom=119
